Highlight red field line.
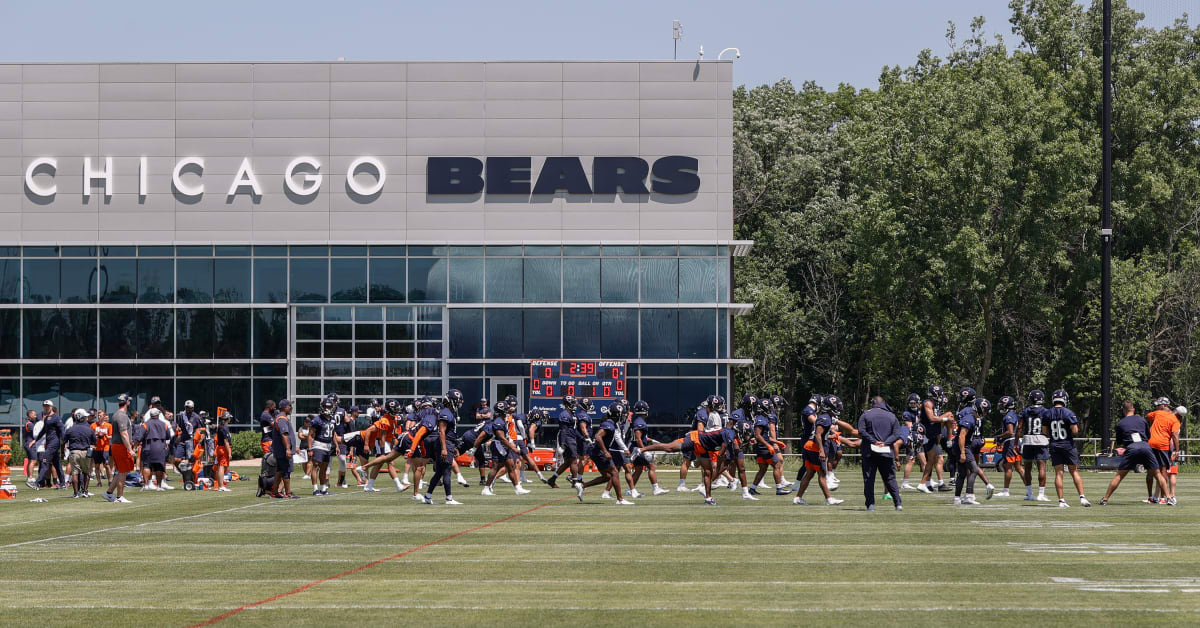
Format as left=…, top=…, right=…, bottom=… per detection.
left=187, top=494, right=577, bottom=627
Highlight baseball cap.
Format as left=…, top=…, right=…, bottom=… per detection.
left=42, top=399, right=53, bottom=406
left=184, top=400, right=195, bottom=408
left=150, top=396, right=162, bottom=405
left=278, top=398, right=292, bottom=408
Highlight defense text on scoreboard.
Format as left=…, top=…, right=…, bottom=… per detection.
left=529, top=360, right=627, bottom=399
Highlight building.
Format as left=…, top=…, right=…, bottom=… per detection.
left=0, top=60, right=751, bottom=438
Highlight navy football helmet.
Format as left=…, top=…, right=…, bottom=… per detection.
left=632, top=400, right=650, bottom=418
left=823, top=395, right=844, bottom=416
left=907, top=393, right=921, bottom=411
left=384, top=399, right=401, bottom=416
left=561, top=395, right=576, bottom=411
left=493, top=400, right=509, bottom=416
left=997, top=395, right=1015, bottom=411
left=927, top=384, right=943, bottom=400
left=578, top=397, right=593, bottom=412
left=770, top=394, right=787, bottom=409
left=1028, top=389, right=1045, bottom=406
left=740, top=394, right=759, bottom=411
left=1051, top=389, right=1069, bottom=406
left=608, top=400, right=628, bottom=419
left=754, top=397, right=773, bottom=415
left=958, top=387, right=977, bottom=406
left=444, top=389, right=464, bottom=411
left=974, top=397, right=991, bottom=415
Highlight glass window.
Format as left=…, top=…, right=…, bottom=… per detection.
left=601, top=308, right=637, bottom=359
left=408, top=257, right=447, bottom=303
left=485, top=258, right=522, bottom=303
left=0, top=377, right=19, bottom=424
left=331, top=258, right=367, bottom=303
left=386, top=307, right=414, bottom=322
left=679, top=309, right=716, bottom=358
left=641, top=309, right=678, bottom=358
left=641, top=245, right=677, bottom=256
left=486, top=246, right=523, bottom=256
left=417, top=323, right=442, bottom=340
left=100, top=246, right=134, bottom=257
left=324, top=307, right=352, bottom=322
left=0, top=310, right=18, bottom=358
left=417, top=360, right=441, bottom=377
left=99, top=309, right=136, bottom=359
left=99, top=258, right=136, bottom=303
left=524, top=245, right=561, bottom=256
left=417, top=380, right=441, bottom=395
left=679, top=258, right=717, bottom=303
left=23, top=246, right=58, bottom=257
left=357, top=307, right=382, bottom=321
left=387, top=360, right=415, bottom=377
left=485, top=309, right=522, bottom=358
left=679, top=379, right=717, bottom=417
left=718, top=308, right=728, bottom=359
left=290, top=245, right=328, bottom=257
left=254, top=258, right=288, bottom=303
left=356, top=380, right=383, bottom=396
left=449, top=246, right=481, bottom=257
left=253, top=309, right=287, bottom=359
left=564, top=245, right=601, bottom=256
left=214, top=258, right=251, bottom=303
left=176, top=258, right=213, bottom=304
left=326, top=323, right=352, bottom=340
left=387, top=379, right=415, bottom=396
left=641, top=258, right=678, bottom=303
left=332, top=245, right=367, bottom=257
left=449, top=309, right=483, bottom=358
left=176, top=308, right=214, bottom=359
left=602, top=245, right=639, bottom=256
left=136, top=309, right=174, bottom=359
left=448, top=258, right=483, bottom=303
left=216, top=245, right=251, bottom=257
left=417, top=342, right=442, bottom=358
left=369, top=257, right=406, bottom=303
left=254, top=379, right=287, bottom=414
left=138, top=246, right=173, bottom=257
left=680, top=245, right=718, bottom=256
left=601, top=258, right=638, bottom=302
left=296, top=307, right=321, bottom=322
left=641, top=378, right=679, bottom=423
left=407, top=246, right=446, bottom=256
left=214, top=308, right=251, bottom=359
left=290, top=258, right=328, bottom=303
left=563, top=258, right=599, bottom=303
left=356, top=323, right=383, bottom=340
left=370, top=245, right=406, bottom=256
left=61, top=259, right=97, bottom=303
left=523, top=309, right=560, bottom=358
left=718, top=257, right=729, bottom=302
left=563, top=308, right=600, bottom=358
left=23, top=259, right=59, bottom=303
left=23, top=309, right=97, bottom=359
left=176, top=245, right=211, bottom=257
left=0, top=259, right=18, bottom=303
left=254, top=245, right=286, bottom=257
left=137, top=258, right=173, bottom=304
left=209, top=379, right=251, bottom=425
left=523, top=258, right=560, bottom=303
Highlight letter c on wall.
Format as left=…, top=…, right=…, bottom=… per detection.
left=172, top=157, right=205, bottom=196
left=25, top=157, right=57, bottom=197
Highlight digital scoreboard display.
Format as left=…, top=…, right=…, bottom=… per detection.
left=530, top=360, right=627, bottom=399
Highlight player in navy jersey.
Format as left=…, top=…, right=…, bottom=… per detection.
left=722, top=399, right=760, bottom=500
left=899, top=393, right=925, bottom=490
left=1017, top=389, right=1051, bottom=501
left=524, top=407, right=550, bottom=484
left=640, top=422, right=734, bottom=505
left=420, top=389, right=465, bottom=505
left=546, top=395, right=584, bottom=489
left=482, top=401, right=532, bottom=496
left=1097, top=401, right=1164, bottom=505
left=793, top=395, right=844, bottom=506
left=627, top=401, right=670, bottom=496
left=1042, top=389, right=1090, bottom=507
left=307, top=406, right=336, bottom=495
left=457, top=417, right=491, bottom=486
left=573, top=401, right=634, bottom=505
left=718, top=395, right=756, bottom=491
left=917, top=385, right=953, bottom=493
left=994, top=395, right=1022, bottom=497
left=951, top=390, right=995, bottom=504
left=824, top=407, right=859, bottom=490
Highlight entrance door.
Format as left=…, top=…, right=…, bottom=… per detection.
left=491, top=378, right=522, bottom=414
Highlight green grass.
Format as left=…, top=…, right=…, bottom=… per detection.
left=1, top=467, right=1197, bottom=628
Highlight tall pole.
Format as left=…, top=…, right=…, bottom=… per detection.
left=1100, top=0, right=1113, bottom=451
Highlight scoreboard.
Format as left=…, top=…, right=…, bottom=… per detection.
left=530, top=360, right=626, bottom=399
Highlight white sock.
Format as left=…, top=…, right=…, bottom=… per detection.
left=537, top=471, right=547, bottom=480
left=653, top=483, right=661, bottom=490
left=514, top=482, right=522, bottom=491
left=1038, top=487, right=1046, bottom=497
left=393, top=477, right=402, bottom=489
left=456, top=473, right=467, bottom=482
left=678, top=479, right=687, bottom=486
left=742, top=487, right=751, bottom=497
left=402, top=473, right=410, bottom=484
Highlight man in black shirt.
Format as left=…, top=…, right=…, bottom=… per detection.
left=1100, top=401, right=1166, bottom=505
left=63, top=409, right=97, bottom=498
left=857, top=397, right=903, bottom=511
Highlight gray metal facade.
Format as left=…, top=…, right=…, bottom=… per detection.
left=0, top=61, right=733, bottom=244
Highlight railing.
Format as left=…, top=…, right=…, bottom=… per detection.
left=768, top=437, right=1198, bottom=465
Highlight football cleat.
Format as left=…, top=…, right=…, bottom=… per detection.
left=363, top=486, right=381, bottom=493
left=985, top=484, right=995, bottom=500
left=775, top=488, right=792, bottom=496
left=963, top=495, right=980, bottom=505
left=901, top=482, right=915, bottom=490
left=574, top=482, right=584, bottom=502
left=421, top=494, right=434, bottom=505
left=826, top=497, right=844, bottom=506
left=917, top=484, right=933, bottom=494
left=952, top=497, right=962, bottom=505
left=1080, top=496, right=1092, bottom=507
left=1058, top=499, right=1069, bottom=508
left=481, top=486, right=495, bottom=496
left=1143, top=496, right=1159, bottom=504
left=704, top=498, right=718, bottom=506
left=458, top=478, right=471, bottom=487
left=600, top=491, right=613, bottom=499
left=712, top=477, right=730, bottom=488
left=792, top=497, right=808, bottom=505
left=514, top=486, right=532, bottom=495
left=997, top=489, right=1010, bottom=497
left=937, top=484, right=952, bottom=492
left=313, top=489, right=321, bottom=496
left=743, top=493, right=759, bottom=501
left=615, top=499, right=635, bottom=505
left=895, top=505, right=903, bottom=511
left=445, top=498, right=463, bottom=505
left=412, top=494, right=425, bottom=502
left=1099, top=498, right=1108, bottom=505
left=1036, top=494, right=1051, bottom=502
left=652, top=486, right=670, bottom=496
left=749, top=487, right=761, bottom=496
left=546, top=475, right=558, bottom=489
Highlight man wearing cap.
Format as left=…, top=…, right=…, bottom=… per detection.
left=269, top=399, right=298, bottom=498
left=172, top=400, right=200, bottom=480
left=257, top=399, right=278, bottom=497
left=857, top=396, right=904, bottom=511
left=1146, top=397, right=1181, bottom=505
left=91, top=410, right=112, bottom=483
left=141, top=397, right=174, bottom=489
left=104, top=395, right=136, bottom=503
left=64, top=409, right=97, bottom=497
left=33, top=400, right=65, bottom=489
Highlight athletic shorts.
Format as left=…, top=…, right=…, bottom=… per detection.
left=276, top=456, right=294, bottom=476
left=111, top=443, right=135, bottom=474
left=490, top=441, right=517, bottom=462
left=472, top=445, right=487, bottom=467
left=91, top=449, right=110, bottom=464
left=922, top=440, right=941, bottom=455
left=1022, top=445, right=1049, bottom=461
left=632, top=450, right=654, bottom=468
left=342, top=432, right=365, bottom=453
left=610, top=449, right=629, bottom=467
left=590, top=449, right=613, bottom=470
left=1002, top=440, right=1020, bottom=464
left=724, top=446, right=743, bottom=462
left=147, top=461, right=166, bottom=473
left=753, top=445, right=780, bottom=466
left=311, top=448, right=331, bottom=465
left=215, top=448, right=230, bottom=466
left=680, top=438, right=697, bottom=461
left=24, top=443, right=34, bottom=461
left=559, top=432, right=581, bottom=459
left=802, top=447, right=825, bottom=473
left=67, top=450, right=92, bottom=475
left=261, top=440, right=271, bottom=456
left=517, top=441, right=529, bottom=457
left=1050, top=446, right=1079, bottom=467
left=825, top=439, right=839, bottom=459
left=1119, top=446, right=1158, bottom=471
left=171, top=442, right=189, bottom=460
left=1153, top=449, right=1176, bottom=474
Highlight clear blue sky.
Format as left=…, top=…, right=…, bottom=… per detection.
left=0, top=1, right=1190, bottom=89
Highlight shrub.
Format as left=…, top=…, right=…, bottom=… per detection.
left=231, top=429, right=262, bottom=461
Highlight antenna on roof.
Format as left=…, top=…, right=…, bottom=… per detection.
left=672, top=20, right=683, bottom=60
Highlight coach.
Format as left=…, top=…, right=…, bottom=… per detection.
left=857, top=397, right=903, bottom=511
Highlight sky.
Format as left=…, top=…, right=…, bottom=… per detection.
left=0, top=1, right=1191, bottom=90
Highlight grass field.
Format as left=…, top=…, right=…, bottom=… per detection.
left=1, top=467, right=1198, bottom=628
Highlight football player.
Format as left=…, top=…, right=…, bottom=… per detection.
left=639, top=422, right=732, bottom=505
left=546, top=395, right=584, bottom=489
left=627, top=400, right=670, bottom=496
left=917, top=385, right=953, bottom=493
left=348, top=399, right=405, bottom=492
left=750, top=398, right=790, bottom=495
left=482, top=401, right=531, bottom=496
left=1146, top=397, right=1180, bottom=504
left=308, top=404, right=337, bottom=495
left=421, top=389, right=465, bottom=505
left=1100, top=401, right=1165, bottom=505
left=573, top=401, right=634, bottom=504
left=793, top=395, right=844, bottom=506
left=723, top=399, right=760, bottom=500
left=1017, top=390, right=1051, bottom=501
left=899, top=394, right=925, bottom=490
left=504, top=394, right=547, bottom=484
left=1042, top=389, right=1090, bottom=507
left=951, top=389, right=994, bottom=504
left=995, top=395, right=1022, bottom=497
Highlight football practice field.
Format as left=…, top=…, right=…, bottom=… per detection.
left=1, top=468, right=1198, bottom=627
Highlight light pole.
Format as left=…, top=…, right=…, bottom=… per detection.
left=718, top=48, right=741, bottom=60
left=1101, top=0, right=1113, bottom=451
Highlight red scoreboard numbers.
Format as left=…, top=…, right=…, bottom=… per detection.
left=529, top=360, right=626, bottom=399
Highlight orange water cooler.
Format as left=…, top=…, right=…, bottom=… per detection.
left=0, top=429, right=15, bottom=499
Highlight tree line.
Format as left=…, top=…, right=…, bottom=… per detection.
left=733, top=0, right=1200, bottom=437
